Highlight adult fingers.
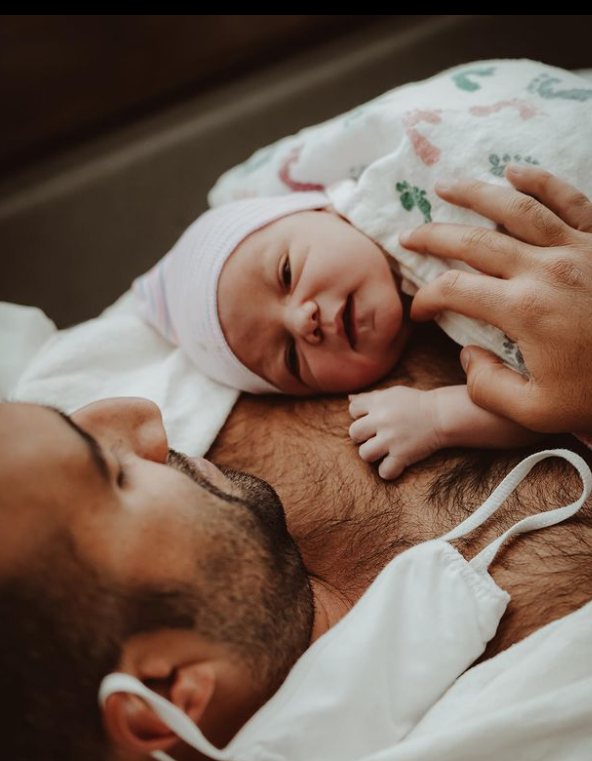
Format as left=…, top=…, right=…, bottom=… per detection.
left=432, top=173, right=575, bottom=248
left=410, top=269, right=510, bottom=325
left=461, top=346, right=535, bottom=427
left=400, top=221, right=533, bottom=279
left=505, top=164, right=592, bottom=234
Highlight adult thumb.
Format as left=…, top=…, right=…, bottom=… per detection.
left=461, top=346, right=530, bottom=424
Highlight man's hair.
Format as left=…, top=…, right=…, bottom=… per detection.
left=0, top=530, right=206, bottom=761
left=1, top=471, right=313, bottom=761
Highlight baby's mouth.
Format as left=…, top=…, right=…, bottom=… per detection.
left=343, top=294, right=357, bottom=349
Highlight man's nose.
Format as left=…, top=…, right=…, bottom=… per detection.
left=285, top=300, right=321, bottom=345
left=71, top=397, right=169, bottom=463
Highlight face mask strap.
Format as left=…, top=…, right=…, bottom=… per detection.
left=153, top=752, right=176, bottom=761
left=470, top=448, right=592, bottom=574
left=438, top=448, right=591, bottom=547
left=99, top=672, right=230, bottom=761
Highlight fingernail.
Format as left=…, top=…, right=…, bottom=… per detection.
left=399, top=229, right=413, bottom=244
left=506, top=164, right=525, bottom=176
left=460, top=349, right=471, bottom=372
left=435, top=176, right=456, bottom=192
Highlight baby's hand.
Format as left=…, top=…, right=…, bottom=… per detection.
left=348, top=386, right=441, bottom=480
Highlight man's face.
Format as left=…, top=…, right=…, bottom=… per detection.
left=3, top=399, right=224, bottom=579
left=0, top=398, right=312, bottom=646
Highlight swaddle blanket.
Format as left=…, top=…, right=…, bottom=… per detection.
left=5, top=60, right=592, bottom=450
left=210, top=58, right=592, bottom=376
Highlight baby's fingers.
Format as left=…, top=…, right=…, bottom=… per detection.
left=378, top=455, right=405, bottom=481
left=349, top=416, right=376, bottom=444
left=359, top=435, right=388, bottom=463
left=348, top=393, right=371, bottom=419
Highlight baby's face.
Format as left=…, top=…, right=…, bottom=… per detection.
left=218, top=209, right=409, bottom=395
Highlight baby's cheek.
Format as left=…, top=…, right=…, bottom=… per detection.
left=315, top=354, right=392, bottom=393
left=353, top=357, right=397, bottom=390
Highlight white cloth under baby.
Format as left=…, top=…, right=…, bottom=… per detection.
left=209, top=58, right=592, bottom=376
left=99, top=447, right=591, bottom=761
left=5, top=293, right=237, bottom=457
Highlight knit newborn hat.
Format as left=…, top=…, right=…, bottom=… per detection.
left=133, top=191, right=330, bottom=392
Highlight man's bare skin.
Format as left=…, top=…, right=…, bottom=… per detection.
left=209, top=323, right=592, bottom=663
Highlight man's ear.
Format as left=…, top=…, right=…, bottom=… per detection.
left=103, top=660, right=217, bottom=756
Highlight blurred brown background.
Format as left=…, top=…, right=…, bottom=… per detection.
left=1, top=15, right=592, bottom=326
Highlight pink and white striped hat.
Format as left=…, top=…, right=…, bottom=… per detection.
left=133, top=191, right=329, bottom=393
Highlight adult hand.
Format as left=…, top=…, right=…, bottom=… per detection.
left=401, top=165, right=592, bottom=433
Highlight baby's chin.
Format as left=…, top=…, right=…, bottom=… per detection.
left=387, top=317, right=414, bottom=366
left=357, top=316, right=414, bottom=391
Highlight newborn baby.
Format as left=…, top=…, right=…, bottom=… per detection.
left=135, top=59, right=592, bottom=477
left=134, top=190, right=539, bottom=480
left=216, top=199, right=409, bottom=396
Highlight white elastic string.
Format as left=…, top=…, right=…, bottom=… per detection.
left=470, top=448, right=591, bottom=574
left=439, top=448, right=590, bottom=544
left=99, top=672, right=230, bottom=761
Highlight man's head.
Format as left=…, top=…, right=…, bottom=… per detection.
left=0, top=399, right=314, bottom=761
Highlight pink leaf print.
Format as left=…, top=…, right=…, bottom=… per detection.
left=469, top=99, right=543, bottom=120
left=278, top=146, right=325, bottom=191
left=402, top=109, right=443, bottom=166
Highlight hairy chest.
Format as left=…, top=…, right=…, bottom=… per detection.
left=291, top=445, right=592, bottom=659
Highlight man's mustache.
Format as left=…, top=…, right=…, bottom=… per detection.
left=166, top=448, right=240, bottom=504
left=166, top=448, right=205, bottom=484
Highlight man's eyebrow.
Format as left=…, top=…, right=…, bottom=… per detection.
left=52, top=408, right=110, bottom=484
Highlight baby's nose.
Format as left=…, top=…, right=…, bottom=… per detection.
left=288, top=300, right=321, bottom=345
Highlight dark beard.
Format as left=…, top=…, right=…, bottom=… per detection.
left=166, top=447, right=315, bottom=685
left=166, top=448, right=296, bottom=556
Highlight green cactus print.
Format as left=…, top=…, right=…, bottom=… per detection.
left=396, top=181, right=432, bottom=223
left=452, top=66, right=496, bottom=92
left=527, top=72, right=592, bottom=102
left=489, top=153, right=540, bottom=177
